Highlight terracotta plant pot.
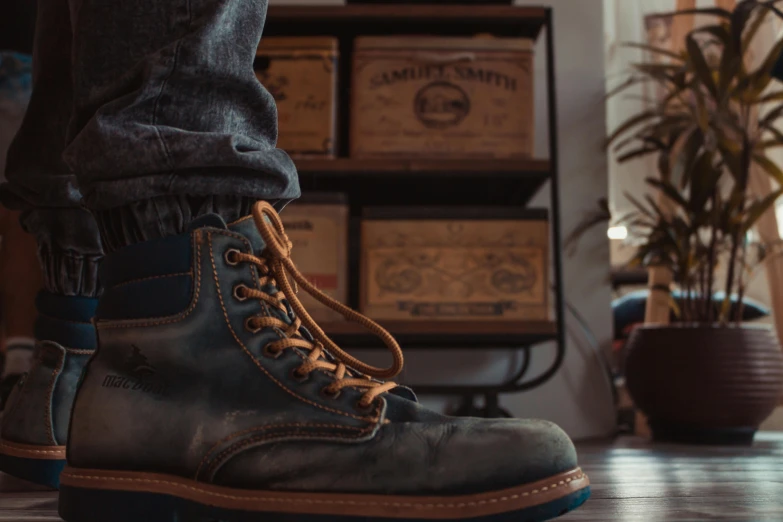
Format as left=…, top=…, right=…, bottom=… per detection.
left=625, top=324, right=783, bottom=445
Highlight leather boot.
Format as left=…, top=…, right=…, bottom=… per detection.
left=0, top=293, right=98, bottom=488
left=58, top=202, right=589, bottom=522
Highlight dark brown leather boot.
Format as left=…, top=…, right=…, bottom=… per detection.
left=58, top=202, right=589, bottom=522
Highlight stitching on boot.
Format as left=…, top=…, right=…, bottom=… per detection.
left=97, top=233, right=203, bottom=329
left=60, top=471, right=588, bottom=508
left=109, top=271, right=193, bottom=290
left=65, top=348, right=94, bottom=355
left=221, top=230, right=271, bottom=320
left=195, top=422, right=371, bottom=479
left=0, top=440, right=65, bottom=456
left=44, top=344, right=66, bottom=446
left=206, top=232, right=374, bottom=424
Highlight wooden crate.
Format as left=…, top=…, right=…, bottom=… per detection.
left=360, top=207, right=548, bottom=321
left=351, top=35, right=534, bottom=158
left=256, top=37, right=338, bottom=157
left=281, top=194, right=349, bottom=321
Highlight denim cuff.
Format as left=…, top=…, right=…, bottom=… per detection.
left=94, top=194, right=260, bottom=252
left=39, top=248, right=103, bottom=298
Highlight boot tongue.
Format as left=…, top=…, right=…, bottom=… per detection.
left=227, top=215, right=267, bottom=256
left=188, top=213, right=228, bottom=231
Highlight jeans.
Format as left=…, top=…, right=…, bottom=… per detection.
left=1, top=0, right=299, bottom=296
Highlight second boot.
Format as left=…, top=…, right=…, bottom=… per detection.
left=0, top=293, right=97, bottom=488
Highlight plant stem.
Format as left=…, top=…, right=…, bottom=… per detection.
left=706, top=188, right=718, bottom=323
left=723, top=134, right=752, bottom=323
left=735, top=234, right=749, bottom=324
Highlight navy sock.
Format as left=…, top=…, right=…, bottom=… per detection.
left=34, top=292, right=98, bottom=350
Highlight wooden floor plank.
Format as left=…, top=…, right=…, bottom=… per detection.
left=0, top=434, right=780, bottom=521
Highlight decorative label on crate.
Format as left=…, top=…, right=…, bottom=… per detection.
left=256, top=37, right=338, bottom=157
left=361, top=209, right=548, bottom=321
left=351, top=36, right=534, bottom=158
left=282, top=197, right=348, bottom=322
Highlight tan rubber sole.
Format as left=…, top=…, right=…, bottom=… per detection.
left=0, top=439, right=66, bottom=460
left=59, top=466, right=589, bottom=519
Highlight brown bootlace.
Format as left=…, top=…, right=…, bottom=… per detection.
left=228, top=201, right=404, bottom=409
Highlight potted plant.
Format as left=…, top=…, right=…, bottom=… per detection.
left=593, top=0, right=783, bottom=444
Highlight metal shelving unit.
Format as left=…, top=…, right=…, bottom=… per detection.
left=266, top=5, right=565, bottom=417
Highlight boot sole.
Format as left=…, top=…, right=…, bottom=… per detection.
left=58, top=466, right=589, bottom=522
left=0, top=439, right=66, bottom=489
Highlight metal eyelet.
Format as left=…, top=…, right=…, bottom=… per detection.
left=290, top=368, right=310, bottom=383
left=233, top=284, right=249, bottom=302
left=224, top=249, right=241, bottom=266
left=263, top=344, right=283, bottom=359
left=245, top=317, right=261, bottom=334
left=320, top=386, right=341, bottom=400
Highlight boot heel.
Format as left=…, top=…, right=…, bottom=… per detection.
left=59, top=485, right=183, bottom=522
left=0, top=453, right=65, bottom=489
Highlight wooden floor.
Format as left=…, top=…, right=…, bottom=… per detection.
left=0, top=434, right=781, bottom=521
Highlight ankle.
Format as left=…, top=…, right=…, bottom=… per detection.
left=94, top=195, right=257, bottom=253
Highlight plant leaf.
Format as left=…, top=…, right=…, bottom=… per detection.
left=622, top=42, right=685, bottom=61
left=752, top=91, right=783, bottom=104
left=646, top=178, right=689, bottom=210
left=731, top=0, right=761, bottom=52
left=606, top=110, right=659, bottom=147
left=741, top=7, right=769, bottom=55
left=670, top=127, right=703, bottom=189
left=690, top=151, right=722, bottom=212
left=625, top=192, right=654, bottom=219
left=605, top=75, right=648, bottom=100
left=616, top=147, right=659, bottom=163
left=652, top=7, right=732, bottom=19
left=755, top=139, right=783, bottom=150
left=754, top=36, right=783, bottom=91
left=752, top=152, right=783, bottom=185
left=742, top=188, right=783, bottom=233
left=687, top=34, right=719, bottom=99
left=760, top=119, right=783, bottom=143
left=718, top=47, right=742, bottom=102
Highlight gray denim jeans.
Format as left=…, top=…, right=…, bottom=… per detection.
left=1, top=0, right=299, bottom=296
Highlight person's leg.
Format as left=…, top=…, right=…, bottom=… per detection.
left=57, top=1, right=588, bottom=520
left=64, top=0, right=299, bottom=250
left=0, top=0, right=102, bottom=489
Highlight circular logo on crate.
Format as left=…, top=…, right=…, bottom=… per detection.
left=414, top=81, right=471, bottom=129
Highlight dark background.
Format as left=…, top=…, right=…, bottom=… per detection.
left=0, top=0, right=36, bottom=54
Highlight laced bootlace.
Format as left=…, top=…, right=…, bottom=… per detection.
left=226, top=201, right=404, bottom=409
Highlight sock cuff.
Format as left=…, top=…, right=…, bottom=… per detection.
left=36, top=291, right=99, bottom=323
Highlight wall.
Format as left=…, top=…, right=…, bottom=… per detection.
left=511, top=0, right=615, bottom=439
left=269, top=0, right=617, bottom=440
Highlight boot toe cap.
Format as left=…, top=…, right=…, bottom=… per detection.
left=212, top=417, right=578, bottom=496
left=423, top=418, right=579, bottom=494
